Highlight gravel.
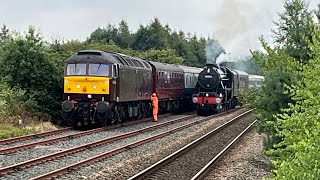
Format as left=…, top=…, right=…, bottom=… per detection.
left=1, top=114, right=206, bottom=179
left=203, top=128, right=273, bottom=180
left=0, top=130, right=79, bottom=149
left=137, top=113, right=254, bottom=180
left=56, top=108, right=250, bottom=180
left=0, top=114, right=186, bottom=168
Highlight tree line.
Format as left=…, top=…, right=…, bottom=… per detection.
left=87, top=18, right=207, bottom=67
left=246, top=0, right=320, bottom=179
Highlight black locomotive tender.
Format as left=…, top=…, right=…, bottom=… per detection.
left=62, top=50, right=248, bottom=128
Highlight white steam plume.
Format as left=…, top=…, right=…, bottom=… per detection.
left=211, top=0, right=283, bottom=63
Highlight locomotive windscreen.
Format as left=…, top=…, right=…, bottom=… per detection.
left=198, top=66, right=220, bottom=91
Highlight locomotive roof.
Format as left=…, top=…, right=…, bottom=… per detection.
left=65, top=50, right=119, bottom=64
left=232, top=69, right=249, bottom=76
left=148, top=61, right=183, bottom=72
left=178, top=65, right=202, bottom=73
left=66, top=50, right=152, bottom=70
left=249, top=74, right=264, bottom=80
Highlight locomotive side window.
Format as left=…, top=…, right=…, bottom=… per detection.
left=112, top=64, right=119, bottom=77
left=136, top=60, right=144, bottom=68
left=126, top=59, right=135, bottom=67
left=89, top=64, right=109, bottom=76
left=115, top=56, right=129, bottom=66
left=132, top=60, right=139, bottom=67
left=143, top=62, right=151, bottom=69
left=67, top=63, right=86, bottom=75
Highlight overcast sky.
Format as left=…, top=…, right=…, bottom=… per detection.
left=0, top=0, right=319, bottom=58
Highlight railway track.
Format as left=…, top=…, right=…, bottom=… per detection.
left=0, top=114, right=195, bottom=177
left=0, top=127, right=72, bottom=147
left=0, top=114, right=173, bottom=155
left=128, top=110, right=255, bottom=180
left=0, top=109, right=241, bottom=179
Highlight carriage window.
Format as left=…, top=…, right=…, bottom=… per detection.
left=89, top=64, right=109, bottom=76
left=67, top=63, right=86, bottom=75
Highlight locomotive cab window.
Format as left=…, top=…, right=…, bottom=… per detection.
left=66, top=63, right=86, bottom=75
left=89, top=64, right=109, bottom=76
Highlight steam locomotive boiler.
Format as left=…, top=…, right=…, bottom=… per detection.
left=193, top=63, right=248, bottom=115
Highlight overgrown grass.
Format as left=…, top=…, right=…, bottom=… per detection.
left=0, top=82, right=54, bottom=139
left=0, top=123, right=36, bottom=139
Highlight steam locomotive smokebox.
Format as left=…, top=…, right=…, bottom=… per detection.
left=198, top=64, right=220, bottom=91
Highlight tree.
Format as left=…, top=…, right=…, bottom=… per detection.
left=266, top=25, right=320, bottom=179
left=251, top=0, right=313, bottom=146
left=273, top=0, right=315, bottom=63
left=0, top=25, right=10, bottom=43
left=131, top=18, right=169, bottom=51
left=0, top=27, right=61, bottom=116
left=87, top=24, right=118, bottom=45
left=117, top=20, right=132, bottom=48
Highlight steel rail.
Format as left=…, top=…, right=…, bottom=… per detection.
left=0, top=127, right=72, bottom=145
left=0, top=114, right=172, bottom=155
left=0, top=114, right=196, bottom=176
left=29, top=109, right=245, bottom=180
left=191, top=120, right=257, bottom=180
left=128, top=109, right=253, bottom=180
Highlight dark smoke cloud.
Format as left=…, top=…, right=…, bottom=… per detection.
left=205, top=39, right=225, bottom=64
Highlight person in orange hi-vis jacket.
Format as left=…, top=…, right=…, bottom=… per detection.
left=151, top=93, right=159, bottom=122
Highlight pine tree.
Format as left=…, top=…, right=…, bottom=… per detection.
left=273, top=0, right=315, bottom=63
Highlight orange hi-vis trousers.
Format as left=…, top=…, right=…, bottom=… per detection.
left=151, top=96, right=158, bottom=121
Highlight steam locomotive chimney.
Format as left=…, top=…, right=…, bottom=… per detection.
left=205, top=39, right=226, bottom=66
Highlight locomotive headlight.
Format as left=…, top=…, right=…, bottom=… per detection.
left=205, top=93, right=209, bottom=97
left=192, top=97, right=198, bottom=103
left=216, top=98, right=221, bottom=103
left=76, top=84, right=80, bottom=89
left=62, top=100, right=73, bottom=112
left=92, top=85, right=97, bottom=89
left=87, top=94, right=92, bottom=99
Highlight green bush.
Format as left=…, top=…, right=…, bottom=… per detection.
left=265, top=25, right=320, bottom=180
left=0, top=27, right=62, bottom=119
left=0, top=124, right=35, bottom=139
left=0, top=82, right=25, bottom=121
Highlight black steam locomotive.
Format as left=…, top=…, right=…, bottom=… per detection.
left=192, top=63, right=248, bottom=115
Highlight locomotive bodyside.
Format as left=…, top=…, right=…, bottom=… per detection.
left=112, top=53, right=152, bottom=102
